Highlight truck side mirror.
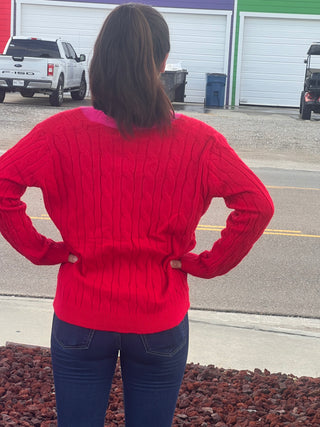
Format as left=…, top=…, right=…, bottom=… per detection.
left=79, top=54, right=86, bottom=62
left=304, top=59, right=308, bottom=64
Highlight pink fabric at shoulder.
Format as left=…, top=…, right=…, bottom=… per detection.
left=80, top=106, right=181, bottom=128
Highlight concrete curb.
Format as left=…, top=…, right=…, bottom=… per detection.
left=1, top=295, right=319, bottom=377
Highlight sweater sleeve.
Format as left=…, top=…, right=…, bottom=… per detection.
left=180, top=133, right=274, bottom=279
left=0, top=126, right=70, bottom=265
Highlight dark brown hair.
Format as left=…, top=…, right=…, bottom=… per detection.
left=89, top=3, right=174, bottom=136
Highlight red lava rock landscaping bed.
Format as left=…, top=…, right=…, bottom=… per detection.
left=0, top=344, right=319, bottom=426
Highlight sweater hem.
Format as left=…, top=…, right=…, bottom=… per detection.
left=53, top=299, right=190, bottom=334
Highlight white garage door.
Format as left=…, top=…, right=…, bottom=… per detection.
left=164, top=11, right=230, bottom=102
left=16, top=0, right=231, bottom=102
left=237, top=13, right=320, bottom=107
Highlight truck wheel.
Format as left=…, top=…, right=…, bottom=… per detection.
left=299, top=91, right=304, bottom=114
left=20, top=89, right=35, bottom=98
left=300, top=96, right=312, bottom=120
left=49, top=75, right=64, bottom=106
left=0, top=89, right=5, bottom=103
left=71, top=74, right=87, bottom=101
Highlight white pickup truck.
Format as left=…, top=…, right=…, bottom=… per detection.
left=0, top=36, right=87, bottom=106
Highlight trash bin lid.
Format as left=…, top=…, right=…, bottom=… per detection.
left=206, top=73, right=226, bottom=76
left=206, top=73, right=226, bottom=84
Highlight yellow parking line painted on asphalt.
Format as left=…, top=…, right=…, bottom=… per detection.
left=30, top=216, right=51, bottom=220
left=29, top=216, right=319, bottom=238
left=197, top=226, right=224, bottom=230
left=196, top=225, right=320, bottom=238
left=266, top=229, right=301, bottom=233
left=198, top=225, right=302, bottom=233
left=266, top=185, right=320, bottom=191
left=263, top=231, right=320, bottom=238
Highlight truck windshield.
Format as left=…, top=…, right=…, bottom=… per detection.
left=6, top=39, right=61, bottom=59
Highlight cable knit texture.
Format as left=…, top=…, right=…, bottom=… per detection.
left=0, top=108, right=274, bottom=333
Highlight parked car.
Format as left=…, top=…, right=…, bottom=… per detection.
left=0, top=36, right=87, bottom=106
left=300, top=43, right=320, bottom=120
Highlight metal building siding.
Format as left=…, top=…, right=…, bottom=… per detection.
left=61, top=0, right=235, bottom=10
left=231, top=0, right=320, bottom=105
left=238, top=16, right=320, bottom=107
left=16, top=1, right=232, bottom=103
left=54, top=0, right=235, bottom=103
left=237, top=0, right=320, bottom=14
left=0, top=0, right=11, bottom=53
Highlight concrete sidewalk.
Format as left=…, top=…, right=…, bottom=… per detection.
left=0, top=295, right=319, bottom=378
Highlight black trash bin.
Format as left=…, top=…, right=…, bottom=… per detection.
left=160, top=70, right=188, bottom=102
left=205, top=73, right=226, bottom=107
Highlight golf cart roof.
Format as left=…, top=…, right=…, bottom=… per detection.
left=307, top=43, right=320, bottom=55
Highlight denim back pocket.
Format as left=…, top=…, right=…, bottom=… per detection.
left=52, top=314, right=95, bottom=350
left=141, top=314, right=188, bottom=357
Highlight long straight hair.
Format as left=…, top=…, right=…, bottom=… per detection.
left=89, top=3, right=174, bottom=136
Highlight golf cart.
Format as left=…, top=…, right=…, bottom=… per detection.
left=300, top=43, right=320, bottom=120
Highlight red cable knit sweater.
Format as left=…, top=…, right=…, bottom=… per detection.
left=0, top=107, right=274, bottom=333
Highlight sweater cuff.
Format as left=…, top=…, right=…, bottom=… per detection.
left=180, top=252, right=220, bottom=279
left=34, top=240, right=70, bottom=265
left=180, top=252, right=203, bottom=277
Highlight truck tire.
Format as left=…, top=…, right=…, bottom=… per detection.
left=300, top=96, right=312, bottom=120
left=299, top=91, right=304, bottom=114
left=49, top=75, right=64, bottom=106
left=0, top=89, right=5, bottom=103
left=20, top=89, right=35, bottom=98
left=71, top=74, right=87, bottom=101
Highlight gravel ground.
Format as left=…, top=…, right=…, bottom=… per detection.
left=1, top=94, right=320, bottom=170
left=1, top=344, right=319, bottom=426
left=178, top=107, right=320, bottom=171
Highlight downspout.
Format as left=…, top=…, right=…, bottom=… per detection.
left=226, top=0, right=237, bottom=106
left=231, top=0, right=240, bottom=106
left=11, top=0, right=16, bottom=36
left=228, top=0, right=238, bottom=106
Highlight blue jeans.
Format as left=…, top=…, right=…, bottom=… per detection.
left=50, top=313, right=189, bottom=427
